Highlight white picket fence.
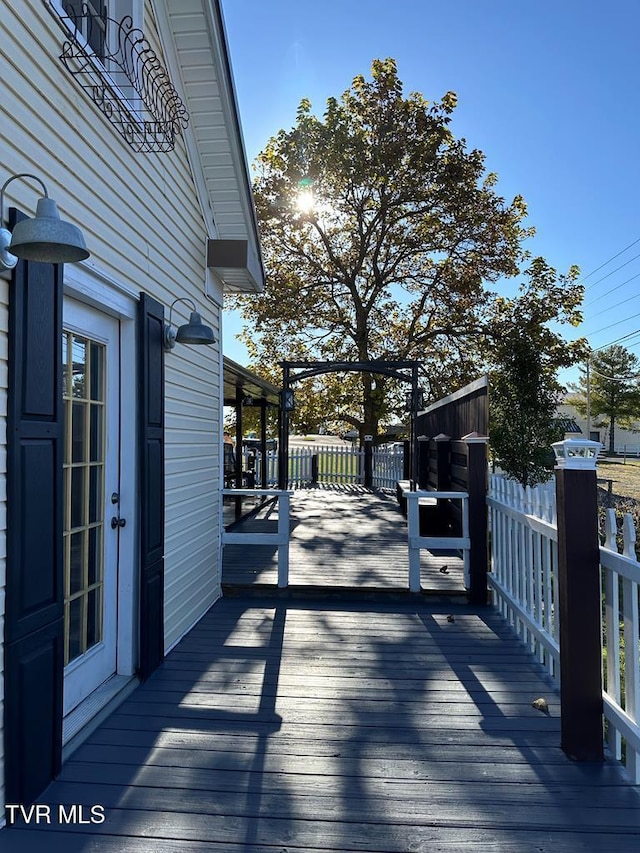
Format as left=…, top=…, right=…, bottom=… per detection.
left=372, top=447, right=405, bottom=490
left=488, top=474, right=640, bottom=783
left=245, top=445, right=404, bottom=490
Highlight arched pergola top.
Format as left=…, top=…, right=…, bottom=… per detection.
left=277, top=359, right=422, bottom=489
left=281, top=359, right=420, bottom=385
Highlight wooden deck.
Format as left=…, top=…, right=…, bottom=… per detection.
left=4, top=595, right=640, bottom=851
left=223, top=484, right=466, bottom=593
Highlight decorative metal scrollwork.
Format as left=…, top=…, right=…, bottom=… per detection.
left=59, top=4, right=190, bottom=153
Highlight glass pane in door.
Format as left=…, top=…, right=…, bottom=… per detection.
left=63, top=331, right=106, bottom=666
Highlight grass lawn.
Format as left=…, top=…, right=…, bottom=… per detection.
left=598, top=459, right=640, bottom=503
left=596, top=459, right=640, bottom=555
left=316, top=448, right=360, bottom=478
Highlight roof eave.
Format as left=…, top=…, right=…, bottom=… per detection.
left=159, top=0, right=265, bottom=295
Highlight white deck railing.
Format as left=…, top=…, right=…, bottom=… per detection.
left=405, top=490, right=470, bottom=592
left=371, top=447, right=404, bottom=490
left=221, top=489, right=292, bottom=587
left=600, top=508, right=640, bottom=781
left=487, top=477, right=560, bottom=679
left=248, top=446, right=404, bottom=490
left=488, top=474, right=640, bottom=782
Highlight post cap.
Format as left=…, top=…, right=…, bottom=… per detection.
left=552, top=438, right=602, bottom=469
left=462, top=431, right=489, bottom=443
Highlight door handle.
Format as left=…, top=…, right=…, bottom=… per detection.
left=111, top=516, right=126, bottom=529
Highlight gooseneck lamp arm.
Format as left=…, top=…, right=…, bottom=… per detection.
left=0, top=174, right=50, bottom=271
left=163, top=297, right=216, bottom=351
left=0, top=173, right=50, bottom=216
left=0, top=171, right=90, bottom=269
left=167, top=297, right=196, bottom=332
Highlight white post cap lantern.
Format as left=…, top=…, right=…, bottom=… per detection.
left=552, top=438, right=602, bottom=469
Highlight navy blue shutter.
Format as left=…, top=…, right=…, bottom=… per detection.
left=4, top=208, right=65, bottom=804
left=138, top=293, right=165, bottom=679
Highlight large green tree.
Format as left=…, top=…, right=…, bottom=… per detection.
left=569, top=345, right=640, bottom=453
left=488, top=258, right=587, bottom=486
left=229, top=58, right=583, bottom=440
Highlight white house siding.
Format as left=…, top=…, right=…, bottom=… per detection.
left=164, top=335, right=222, bottom=652
left=558, top=401, right=640, bottom=453
left=0, top=0, right=225, bottom=779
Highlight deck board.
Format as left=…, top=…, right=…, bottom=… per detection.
left=3, top=597, right=640, bottom=851
left=223, top=485, right=466, bottom=593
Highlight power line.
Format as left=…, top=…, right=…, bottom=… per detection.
left=589, top=366, right=640, bottom=382
left=583, top=270, right=640, bottom=308
left=594, top=327, right=640, bottom=350
left=580, top=237, right=640, bottom=287
left=583, top=250, right=640, bottom=292
left=582, top=309, right=640, bottom=339
left=580, top=290, right=639, bottom=327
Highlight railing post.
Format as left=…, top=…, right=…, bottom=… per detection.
left=407, top=494, right=421, bottom=592
left=463, top=434, right=488, bottom=605
left=402, top=439, right=411, bottom=481
left=555, top=461, right=604, bottom=762
left=417, top=435, right=429, bottom=489
left=364, top=436, right=373, bottom=489
left=311, top=453, right=318, bottom=485
left=277, top=491, right=290, bottom=588
left=434, top=434, right=451, bottom=491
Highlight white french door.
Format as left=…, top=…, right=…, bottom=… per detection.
left=62, top=299, right=120, bottom=716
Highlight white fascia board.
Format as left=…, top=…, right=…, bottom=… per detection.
left=153, top=0, right=265, bottom=293
left=201, top=0, right=265, bottom=291
left=151, top=0, right=218, bottom=240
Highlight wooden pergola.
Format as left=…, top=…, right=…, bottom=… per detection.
left=278, top=359, right=422, bottom=489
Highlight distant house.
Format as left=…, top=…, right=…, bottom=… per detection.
left=557, top=399, right=640, bottom=453
left=0, top=0, right=265, bottom=809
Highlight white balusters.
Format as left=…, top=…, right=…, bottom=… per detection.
left=487, top=476, right=560, bottom=678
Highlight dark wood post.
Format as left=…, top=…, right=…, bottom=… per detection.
left=434, top=435, right=451, bottom=491
left=259, top=399, right=268, bottom=489
left=417, top=436, right=429, bottom=489
left=555, top=465, right=604, bottom=762
left=311, top=454, right=319, bottom=485
left=464, top=436, right=489, bottom=606
left=364, top=437, right=373, bottom=488
left=278, top=364, right=290, bottom=490
left=402, top=439, right=411, bottom=481
left=434, top=435, right=451, bottom=535
left=234, top=385, right=243, bottom=519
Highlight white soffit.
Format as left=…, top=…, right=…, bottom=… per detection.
left=161, top=0, right=264, bottom=293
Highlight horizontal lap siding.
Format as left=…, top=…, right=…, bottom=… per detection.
left=144, top=3, right=222, bottom=650
left=1, top=0, right=223, bottom=735
left=165, top=342, right=222, bottom=652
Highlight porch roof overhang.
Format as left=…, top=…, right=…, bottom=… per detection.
left=160, top=0, right=265, bottom=294
left=223, top=356, right=280, bottom=407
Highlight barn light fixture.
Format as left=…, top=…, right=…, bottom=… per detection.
left=0, top=173, right=90, bottom=270
left=163, top=297, right=216, bottom=351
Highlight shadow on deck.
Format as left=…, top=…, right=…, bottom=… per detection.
left=223, top=484, right=466, bottom=597
left=4, top=596, right=640, bottom=851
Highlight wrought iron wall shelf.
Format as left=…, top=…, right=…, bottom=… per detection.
left=59, top=6, right=189, bottom=153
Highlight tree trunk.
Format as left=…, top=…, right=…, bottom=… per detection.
left=609, top=416, right=616, bottom=454
left=360, top=373, right=378, bottom=445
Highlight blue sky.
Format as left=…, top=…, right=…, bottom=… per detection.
left=220, top=0, right=640, bottom=389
